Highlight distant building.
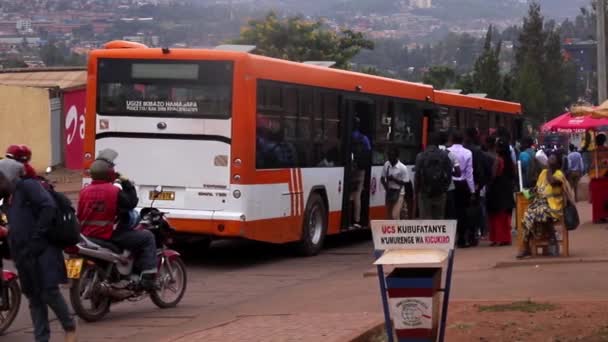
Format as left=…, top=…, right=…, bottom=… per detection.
left=563, top=39, right=596, bottom=75
left=16, top=19, right=32, bottom=33
left=409, top=0, right=432, bottom=9
left=563, top=39, right=596, bottom=97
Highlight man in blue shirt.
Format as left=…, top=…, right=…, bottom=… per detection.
left=567, top=144, right=584, bottom=202
left=519, top=137, right=538, bottom=189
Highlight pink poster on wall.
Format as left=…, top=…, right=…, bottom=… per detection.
left=63, top=89, right=86, bottom=170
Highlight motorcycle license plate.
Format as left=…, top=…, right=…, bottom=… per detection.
left=150, top=191, right=175, bottom=201
left=65, top=258, right=84, bottom=279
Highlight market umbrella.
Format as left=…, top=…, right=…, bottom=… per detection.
left=541, top=111, right=608, bottom=132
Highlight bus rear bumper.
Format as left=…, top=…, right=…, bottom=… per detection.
left=143, top=208, right=247, bottom=238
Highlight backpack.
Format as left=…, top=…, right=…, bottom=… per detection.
left=468, top=145, right=493, bottom=189
left=352, top=134, right=371, bottom=170
left=46, top=185, right=81, bottom=248
left=420, top=149, right=452, bottom=197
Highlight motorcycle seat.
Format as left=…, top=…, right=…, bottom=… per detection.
left=87, top=237, right=124, bottom=254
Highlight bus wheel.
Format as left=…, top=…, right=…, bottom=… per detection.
left=296, top=193, right=327, bottom=257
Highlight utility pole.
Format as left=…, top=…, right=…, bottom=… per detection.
left=597, top=0, right=607, bottom=103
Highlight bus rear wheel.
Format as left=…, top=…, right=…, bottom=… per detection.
left=296, top=193, right=327, bottom=257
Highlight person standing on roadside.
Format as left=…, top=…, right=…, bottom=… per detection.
left=381, top=148, right=411, bottom=220
left=439, top=131, right=461, bottom=219
left=464, top=128, right=492, bottom=243
left=567, top=144, right=583, bottom=202
left=449, top=131, right=475, bottom=247
left=486, top=139, right=516, bottom=246
left=519, top=137, right=539, bottom=189
left=0, top=158, right=77, bottom=342
left=415, top=133, right=453, bottom=219
left=350, top=117, right=371, bottom=227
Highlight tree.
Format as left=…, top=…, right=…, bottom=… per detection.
left=512, top=2, right=569, bottom=124
left=471, top=26, right=503, bottom=98
left=514, top=2, right=545, bottom=74
left=543, top=30, right=567, bottom=116
left=423, top=66, right=457, bottom=89
left=232, top=12, right=374, bottom=69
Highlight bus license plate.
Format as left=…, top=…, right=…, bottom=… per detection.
left=150, top=191, right=175, bottom=201
left=65, top=258, right=84, bottom=279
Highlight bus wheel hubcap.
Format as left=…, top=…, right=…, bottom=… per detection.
left=309, top=205, right=323, bottom=245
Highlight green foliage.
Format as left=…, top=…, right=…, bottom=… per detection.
left=422, top=66, right=457, bottom=89
left=512, top=2, right=575, bottom=124
left=233, top=12, right=374, bottom=69
left=358, top=66, right=384, bottom=76
left=40, top=42, right=86, bottom=67
left=471, top=26, right=503, bottom=98
left=1, top=58, right=27, bottom=69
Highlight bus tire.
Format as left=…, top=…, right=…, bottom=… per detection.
left=296, top=193, right=328, bottom=257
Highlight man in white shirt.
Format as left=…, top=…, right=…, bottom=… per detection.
left=381, top=148, right=411, bottom=220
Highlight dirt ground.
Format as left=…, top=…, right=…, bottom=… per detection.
left=370, top=301, right=608, bottom=342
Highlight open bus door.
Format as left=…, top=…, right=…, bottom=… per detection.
left=340, top=96, right=375, bottom=230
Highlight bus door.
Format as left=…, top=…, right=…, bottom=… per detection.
left=340, top=97, right=375, bottom=230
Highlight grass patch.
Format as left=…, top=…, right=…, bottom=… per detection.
left=477, top=300, right=557, bottom=313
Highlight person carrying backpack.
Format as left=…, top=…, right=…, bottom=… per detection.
left=415, top=133, right=453, bottom=220
left=0, top=158, right=77, bottom=342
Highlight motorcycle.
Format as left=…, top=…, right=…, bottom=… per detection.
left=64, top=186, right=187, bottom=322
left=0, top=216, right=21, bottom=335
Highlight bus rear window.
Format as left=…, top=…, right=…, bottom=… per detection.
left=97, top=59, right=233, bottom=117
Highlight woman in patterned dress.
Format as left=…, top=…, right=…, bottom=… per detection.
left=517, top=151, right=573, bottom=259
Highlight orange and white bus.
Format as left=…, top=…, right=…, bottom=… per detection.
left=84, top=41, right=521, bottom=255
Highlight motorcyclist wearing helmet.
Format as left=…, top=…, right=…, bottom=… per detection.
left=5, top=145, right=36, bottom=179
left=77, top=149, right=158, bottom=290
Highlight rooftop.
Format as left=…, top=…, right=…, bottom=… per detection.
left=0, top=67, right=86, bottom=90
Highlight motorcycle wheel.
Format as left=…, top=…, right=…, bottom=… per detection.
left=69, top=264, right=111, bottom=322
left=0, top=280, right=21, bottom=335
left=151, top=257, right=187, bottom=309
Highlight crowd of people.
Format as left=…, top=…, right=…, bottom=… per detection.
left=382, top=126, right=580, bottom=259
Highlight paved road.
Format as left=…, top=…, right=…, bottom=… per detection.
left=3, top=231, right=377, bottom=341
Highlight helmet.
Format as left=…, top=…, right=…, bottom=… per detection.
left=6, top=145, right=32, bottom=163
left=90, top=159, right=116, bottom=181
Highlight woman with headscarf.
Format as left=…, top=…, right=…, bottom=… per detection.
left=0, top=158, right=76, bottom=342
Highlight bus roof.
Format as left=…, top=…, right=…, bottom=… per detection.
left=247, top=54, right=434, bottom=102
left=434, top=90, right=522, bottom=115
left=91, top=43, right=522, bottom=112
left=90, top=45, right=435, bottom=103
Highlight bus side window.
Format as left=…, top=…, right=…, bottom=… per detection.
left=319, top=92, right=341, bottom=167
left=392, top=102, right=422, bottom=165
left=371, top=99, right=390, bottom=166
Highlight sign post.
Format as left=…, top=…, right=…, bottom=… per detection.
left=371, top=220, right=457, bottom=342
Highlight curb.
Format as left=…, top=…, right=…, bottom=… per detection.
left=346, top=321, right=385, bottom=342
left=494, top=257, right=608, bottom=269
